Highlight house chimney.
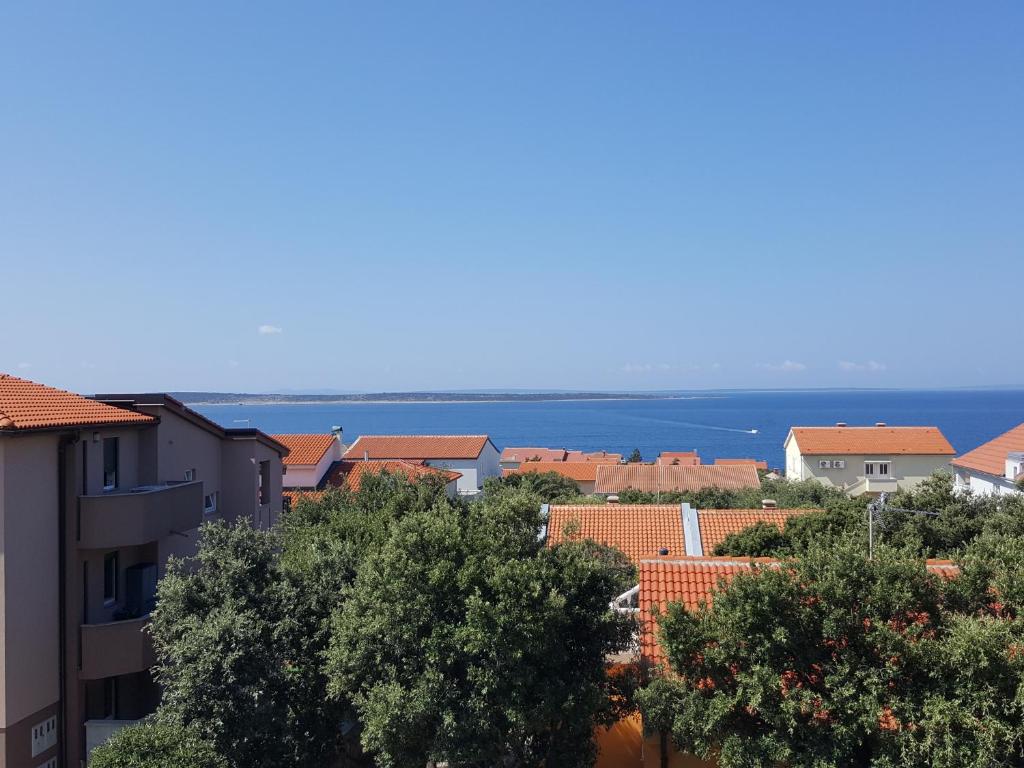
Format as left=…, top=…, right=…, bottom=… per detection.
left=875, top=422, right=887, bottom=427
left=835, top=422, right=847, bottom=427
left=762, top=499, right=778, bottom=510
left=607, top=495, right=619, bottom=504
left=363, top=450, right=369, bottom=462
left=332, top=425, right=344, bottom=441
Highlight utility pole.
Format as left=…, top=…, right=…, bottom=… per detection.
left=866, top=492, right=938, bottom=559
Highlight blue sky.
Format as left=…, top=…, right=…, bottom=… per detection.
left=1, top=2, right=1021, bottom=393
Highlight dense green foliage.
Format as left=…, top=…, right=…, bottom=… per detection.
left=713, top=520, right=791, bottom=556
left=89, top=720, right=226, bottom=768
left=125, top=471, right=634, bottom=768
left=639, top=539, right=1024, bottom=768
left=484, top=469, right=598, bottom=504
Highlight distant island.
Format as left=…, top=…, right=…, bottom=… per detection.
left=172, top=391, right=685, bottom=405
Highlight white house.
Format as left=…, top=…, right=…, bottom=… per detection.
left=951, top=422, right=1024, bottom=496
left=272, top=429, right=346, bottom=489
left=784, top=423, right=955, bottom=496
left=343, top=435, right=500, bottom=496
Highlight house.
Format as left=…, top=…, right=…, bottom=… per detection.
left=505, top=461, right=600, bottom=494
left=784, top=423, right=955, bottom=496
left=273, top=430, right=346, bottom=489
left=593, top=463, right=760, bottom=496
left=566, top=450, right=622, bottom=464
left=714, top=458, right=768, bottom=471
left=343, top=435, right=500, bottom=496
left=544, top=502, right=814, bottom=561
left=0, top=375, right=286, bottom=768
left=951, top=422, right=1024, bottom=496
left=656, top=451, right=700, bottom=466
left=499, top=447, right=568, bottom=470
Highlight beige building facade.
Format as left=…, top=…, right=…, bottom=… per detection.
left=0, top=378, right=286, bottom=768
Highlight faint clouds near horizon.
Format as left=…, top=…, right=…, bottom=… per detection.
left=839, top=360, right=887, bottom=373
left=258, top=325, right=283, bottom=335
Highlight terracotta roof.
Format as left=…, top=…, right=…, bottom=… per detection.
left=344, top=435, right=491, bottom=460
left=283, top=489, right=324, bottom=505
left=0, top=374, right=156, bottom=431
left=951, top=423, right=1024, bottom=478
left=271, top=433, right=337, bottom=466
left=714, top=458, right=769, bottom=471
left=787, top=426, right=955, bottom=456
left=566, top=450, right=623, bottom=464
left=594, top=464, right=760, bottom=494
left=509, top=462, right=599, bottom=482
left=500, top=447, right=568, bottom=463
left=324, top=459, right=460, bottom=492
left=546, top=504, right=685, bottom=562
left=656, top=451, right=701, bottom=466
left=639, top=557, right=961, bottom=665
left=697, top=509, right=813, bottom=554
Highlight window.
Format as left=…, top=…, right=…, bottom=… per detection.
left=865, top=461, right=891, bottom=477
left=259, top=460, right=271, bottom=505
left=204, top=492, right=218, bottom=514
left=103, top=552, right=119, bottom=605
left=103, top=677, right=118, bottom=719
left=102, top=438, right=119, bottom=490
left=31, top=715, right=57, bottom=757
left=184, top=468, right=196, bottom=482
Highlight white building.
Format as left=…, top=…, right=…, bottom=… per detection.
left=951, top=422, right=1024, bottom=496
left=344, top=435, right=500, bottom=496
left=784, top=423, right=955, bottom=496
left=272, top=429, right=346, bottom=489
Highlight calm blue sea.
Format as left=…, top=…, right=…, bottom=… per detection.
left=194, top=390, right=1024, bottom=469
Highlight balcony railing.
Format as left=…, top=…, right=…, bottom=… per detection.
left=78, top=481, right=203, bottom=548
left=80, top=614, right=155, bottom=680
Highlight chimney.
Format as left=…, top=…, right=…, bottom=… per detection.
left=607, top=495, right=619, bottom=504
left=875, top=422, right=887, bottom=427
left=835, top=422, right=847, bottom=427
left=762, top=499, right=778, bottom=510
left=363, top=450, right=369, bottom=462
left=331, top=425, right=344, bottom=441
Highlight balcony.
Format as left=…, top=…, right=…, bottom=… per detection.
left=85, top=718, right=141, bottom=760
left=847, top=476, right=899, bottom=496
left=80, top=614, right=155, bottom=680
left=79, top=481, right=203, bottom=549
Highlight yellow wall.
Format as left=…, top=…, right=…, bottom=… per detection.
left=596, top=714, right=718, bottom=768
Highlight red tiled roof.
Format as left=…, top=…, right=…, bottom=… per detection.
left=656, top=451, right=701, bottom=466
left=594, top=464, right=760, bottom=494
left=546, top=504, right=685, bottom=562
left=283, top=489, right=324, bottom=505
left=0, top=374, right=156, bottom=431
left=566, top=450, right=623, bottom=464
left=271, top=433, right=337, bottom=466
left=639, top=557, right=961, bottom=665
left=324, top=459, right=461, bottom=492
left=788, top=426, right=954, bottom=456
left=510, top=462, right=599, bottom=482
left=344, top=435, right=491, bottom=460
left=500, top=447, right=568, bottom=463
left=951, top=423, right=1024, bottom=478
left=697, top=509, right=813, bottom=554
left=714, top=458, right=769, bottom=471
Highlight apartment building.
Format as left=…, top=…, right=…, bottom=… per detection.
left=951, top=422, right=1024, bottom=496
left=0, top=376, right=286, bottom=768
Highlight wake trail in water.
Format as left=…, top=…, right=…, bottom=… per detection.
left=625, top=414, right=758, bottom=434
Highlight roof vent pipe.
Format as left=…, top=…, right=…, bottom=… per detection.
left=363, top=450, right=369, bottom=462
left=762, top=499, right=778, bottom=510
left=659, top=547, right=669, bottom=556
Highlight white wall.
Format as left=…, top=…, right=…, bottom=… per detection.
left=792, top=449, right=949, bottom=493
left=283, top=444, right=339, bottom=489
left=954, top=468, right=1022, bottom=497
left=425, top=442, right=501, bottom=495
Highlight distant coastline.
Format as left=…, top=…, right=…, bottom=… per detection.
left=173, top=391, right=703, bottom=406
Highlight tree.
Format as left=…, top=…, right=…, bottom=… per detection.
left=627, top=448, right=643, bottom=463
left=151, top=520, right=348, bottom=768
left=638, top=541, right=1024, bottom=768
left=89, top=720, right=226, bottom=768
left=326, top=487, right=637, bottom=767
left=713, top=520, right=791, bottom=556
left=485, top=469, right=589, bottom=503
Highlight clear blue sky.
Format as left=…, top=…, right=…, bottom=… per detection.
left=2, top=2, right=1021, bottom=393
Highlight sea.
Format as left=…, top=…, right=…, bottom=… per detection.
left=193, top=389, right=1024, bottom=470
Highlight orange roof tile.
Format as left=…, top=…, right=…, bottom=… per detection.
left=594, top=464, right=760, bottom=494
left=510, top=461, right=599, bottom=482
left=566, top=450, right=623, bottom=464
left=697, top=509, right=813, bottom=554
left=344, top=435, right=492, bottom=460
left=656, top=451, right=701, bottom=466
left=714, top=458, right=769, bottom=471
left=324, top=459, right=461, bottom=492
left=271, top=433, right=337, bottom=466
left=639, top=557, right=961, bottom=665
left=283, top=489, right=325, bottom=505
left=0, top=374, right=156, bottom=431
left=546, top=504, right=685, bottom=562
left=951, top=422, right=1024, bottom=478
left=500, top=447, right=568, bottom=463
left=788, top=426, right=954, bottom=456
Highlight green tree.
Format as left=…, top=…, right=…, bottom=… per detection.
left=638, top=541, right=1024, bottom=768
left=628, top=448, right=643, bottom=463
left=326, top=488, right=637, bottom=767
left=89, top=720, right=226, bottom=768
left=485, top=469, right=589, bottom=503
left=712, top=520, right=791, bottom=556
left=151, top=520, right=347, bottom=768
